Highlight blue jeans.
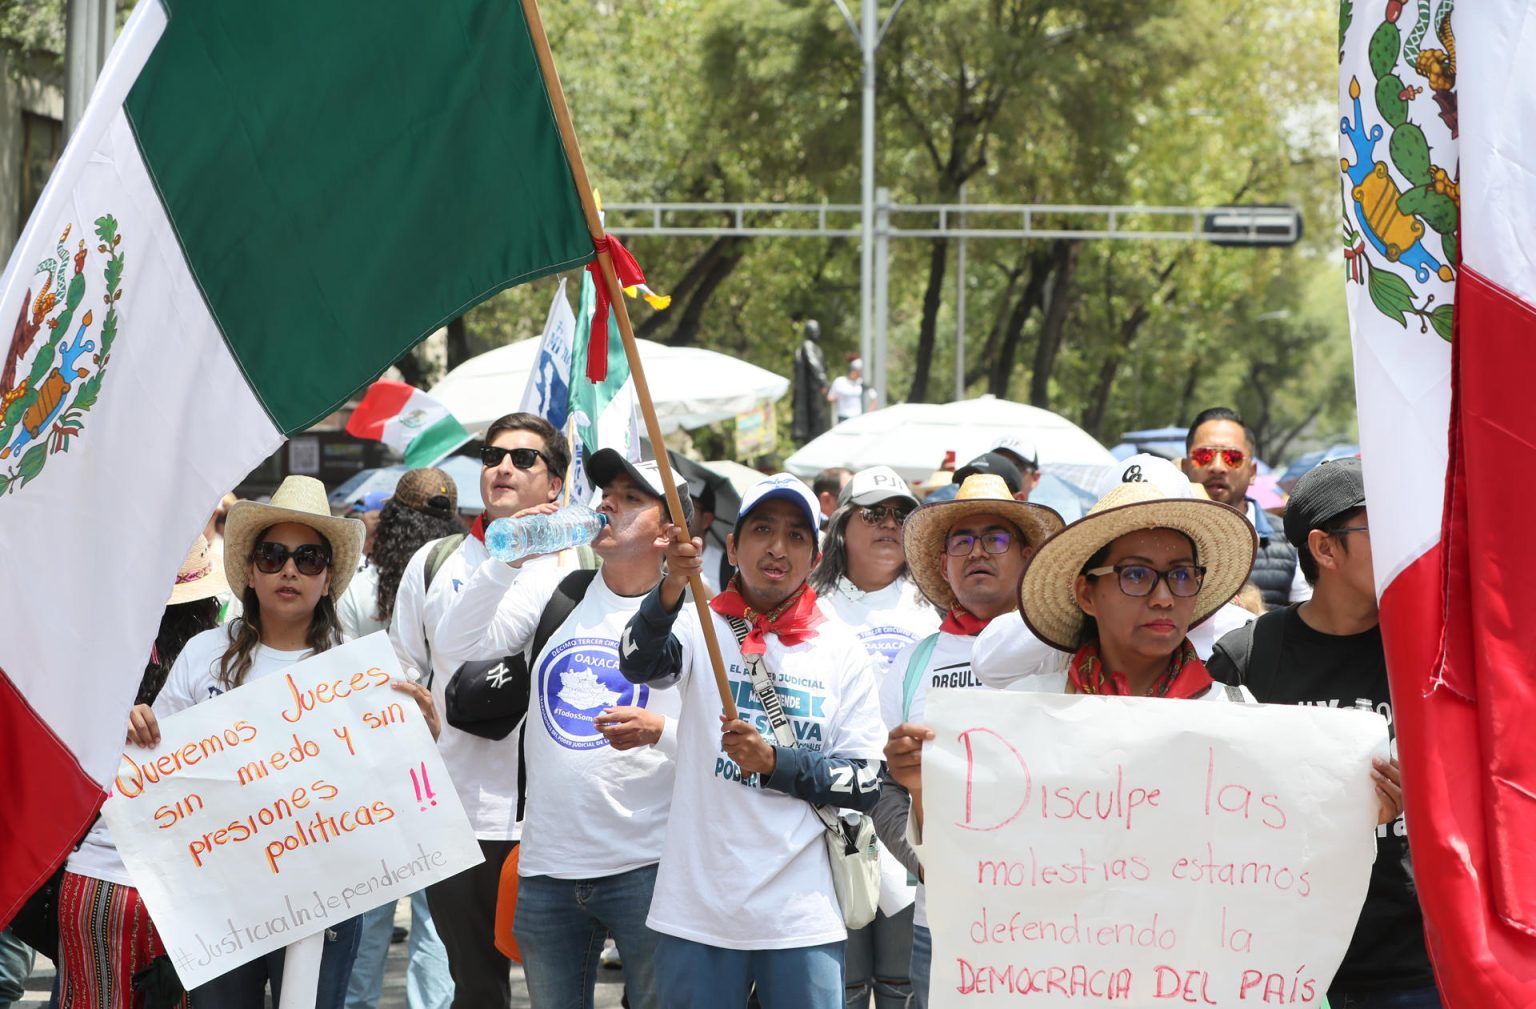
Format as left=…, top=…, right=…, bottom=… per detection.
left=908, top=924, right=931, bottom=1009
left=1328, top=987, right=1443, bottom=1009
left=191, top=916, right=362, bottom=1009
left=345, top=892, right=452, bottom=1009
left=512, top=864, right=661, bottom=1009
left=0, top=928, right=34, bottom=1008
left=844, top=906, right=913, bottom=1009
left=653, top=933, right=843, bottom=1009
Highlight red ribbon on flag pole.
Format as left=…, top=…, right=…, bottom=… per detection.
left=585, top=235, right=646, bottom=382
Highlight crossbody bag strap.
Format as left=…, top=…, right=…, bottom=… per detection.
left=723, top=614, right=845, bottom=837
left=902, top=633, right=942, bottom=723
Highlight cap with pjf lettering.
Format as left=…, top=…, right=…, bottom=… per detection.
left=838, top=466, right=918, bottom=508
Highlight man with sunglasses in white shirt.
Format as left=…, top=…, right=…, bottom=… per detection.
left=389, top=411, right=569, bottom=1009
left=1181, top=406, right=1311, bottom=609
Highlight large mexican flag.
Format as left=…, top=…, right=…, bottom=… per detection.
left=0, top=0, right=591, bottom=924
left=1342, top=3, right=1536, bottom=1003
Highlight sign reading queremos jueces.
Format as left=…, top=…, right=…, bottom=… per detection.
left=103, top=632, right=482, bottom=989
left=920, top=691, right=1387, bottom=1007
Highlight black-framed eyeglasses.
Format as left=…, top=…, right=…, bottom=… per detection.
left=252, top=541, right=332, bottom=576
left=479, top=445, right=548, bottom=471
left=1084, top=563, right=1206, bottom=598
left=945, top=531, right=1015, bottom=556
left=1326, top=525, right=1369, bottom=536
left=857, top=505, right=912, bottom=527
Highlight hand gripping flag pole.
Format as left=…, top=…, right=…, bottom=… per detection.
left=521, top=0, right=739, bottom=720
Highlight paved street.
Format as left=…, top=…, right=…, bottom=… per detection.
left=19, top=900, right=628, bottom=1008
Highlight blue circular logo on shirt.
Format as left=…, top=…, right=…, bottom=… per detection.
left=537, top=636, right=649, bottom=750
left=860, top=625, right=919, bottom=665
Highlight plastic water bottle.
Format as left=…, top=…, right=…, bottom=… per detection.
left=484, top=505, right=609, bottom=563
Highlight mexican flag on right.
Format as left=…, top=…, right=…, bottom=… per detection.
left=1340, top=4, right=1536, bottom=1005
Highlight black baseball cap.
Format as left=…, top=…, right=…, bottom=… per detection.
left=952, top=452, right=1023, bottom=495
left=1283, top=457, right=1366, bottom=548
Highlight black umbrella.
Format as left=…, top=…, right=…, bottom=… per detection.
left=666, top=452, right=740, bottom=548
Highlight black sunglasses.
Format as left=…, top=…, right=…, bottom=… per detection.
left=479, top=445, right=549, bottom=471
left=253, top=541, right=332, bottom=576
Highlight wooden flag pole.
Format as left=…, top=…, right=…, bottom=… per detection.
left=521, top=0, right=739, bottom=720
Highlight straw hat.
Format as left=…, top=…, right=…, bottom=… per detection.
left=222, top=476, right=365, bottom=601
left=166, top=534, right=229, bottom=606
left=1018, top=481, right=1257, bottom=652
left=903, top=474, right=1065, bottom=612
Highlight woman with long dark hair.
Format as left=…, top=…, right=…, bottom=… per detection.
left=55, top=536, right=227, bottom=1009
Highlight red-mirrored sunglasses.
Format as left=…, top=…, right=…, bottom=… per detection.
left=1188, top=446, right=1246, bottom=468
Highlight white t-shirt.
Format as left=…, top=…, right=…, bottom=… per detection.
left=644, top=607, right=886, bottom=950
left=447, top=567, right=682, bottom=879
left=337, top=564, right=386, bottom=640
left=817, top=576, right=941, bottom=672
left=390, top=534, right=565, bottom=840
left=67, top=624, right=312, bottom=885
left=830, top=375, right=865, bottom=419
left=699, top=540, right=728, bottom=596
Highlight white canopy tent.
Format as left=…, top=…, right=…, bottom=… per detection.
left=784, top=395, right=1116, bottom=485
left=428, top=337, right=789, bottom=435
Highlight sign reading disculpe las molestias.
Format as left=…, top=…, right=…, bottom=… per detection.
left=920, top=691, right=1388, bottom=1008
left=102, top=633, right=482, bottom=989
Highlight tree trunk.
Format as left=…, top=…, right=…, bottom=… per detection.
left=445, top=315, right=471, bottom=371
left=635, top=236, right=744, bottom=340
left=667, top=239, right=747, bottom=347
left=1081, top=303, right=1150, bottom=439
left=990, top=250, right=1053, bottom=397
left=1028, top=240, right=1082, bottom=407
left=906, top=237, right=949, bottom=404
left=965, top=259, right=1027, bottom=388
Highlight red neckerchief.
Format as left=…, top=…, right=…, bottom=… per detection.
left=709, top=577, right=825, bottom=656
left=940, top=608, right=992, bottom=636
left=1068, top=638, right=1213, bottom=699
left=468, top=514, right=487, bottom=543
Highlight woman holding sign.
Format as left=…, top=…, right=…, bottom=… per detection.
left=884, top=477, right=1407, bottom=1007
left=124, top=476, right=437, bottom=1009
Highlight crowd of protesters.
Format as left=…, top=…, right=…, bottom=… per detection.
left=2, top=404, right=1436, bottom=1009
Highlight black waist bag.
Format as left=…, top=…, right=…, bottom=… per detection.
left=444, top=569, right=596, bottom=740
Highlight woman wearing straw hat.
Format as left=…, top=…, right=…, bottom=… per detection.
left=53, top=536, right=228, bottom=1009
left=124, top=476, right=437, bottom=1009
left=886, top=480, right=1404, bottom=837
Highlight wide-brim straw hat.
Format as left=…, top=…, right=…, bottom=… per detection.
left=222, top=476, right=365, bottom=601
left=166, top=534, right=228, bottom=606
left=1019, top=481, right=1257, bottom=652
left=903, top=474, right=1065, bottom=612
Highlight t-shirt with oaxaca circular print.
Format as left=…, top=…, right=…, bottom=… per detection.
left=644, top=607, right=886, bottom=950
left=817, top=575, right=941, bottom=672
left=518, top=570, right=681, bottom=879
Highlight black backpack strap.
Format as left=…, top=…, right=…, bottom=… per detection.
left=515, top=568, right=599, bottom=822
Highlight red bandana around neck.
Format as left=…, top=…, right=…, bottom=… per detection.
left=710, top=577, right=825, bottom=655
left=940, top=608, right=992, bottom=637
left=468, top=514, right=488, bottom=543
left=1067, top=638, right=1214, bottom=700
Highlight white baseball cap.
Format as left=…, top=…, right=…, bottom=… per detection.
left=1115, top=453, right=1197, bottom=499
left=990, top=434, right=1038, bottom=469
left=587, top=449, right=694, bottom=522
left=838, top=465, right=918, bottom=508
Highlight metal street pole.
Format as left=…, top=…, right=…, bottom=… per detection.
left=874, top=186, right=891, bottom=407
left=64, top=0, right=114, bottom=137
left=858, top=0, right=876, bottom=407
left=955, top=183, right=967, bottom=402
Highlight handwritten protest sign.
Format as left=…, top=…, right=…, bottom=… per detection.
left=102, top=633, right=481, bottom=989
left=921, top=691, right=1387, bottom=1007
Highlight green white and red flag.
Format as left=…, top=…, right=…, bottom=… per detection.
left=1342, top=4, right=1536, bottom=1004
left=346, top=381, right=472, bottom=469
left=0, top=0, right=593, bottom=925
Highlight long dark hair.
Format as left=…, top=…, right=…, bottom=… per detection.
left=218, top=526, right=344, bottom=689
left=136, top=598, right=221, bottom=705
left=369, top=499, right=464, bottom=623
left=809, top=503, right=911, bottom=596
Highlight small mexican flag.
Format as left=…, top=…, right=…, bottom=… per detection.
left=347, top=381, right=473, bottom=469
left=0, top=0, right=592, bottom=925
